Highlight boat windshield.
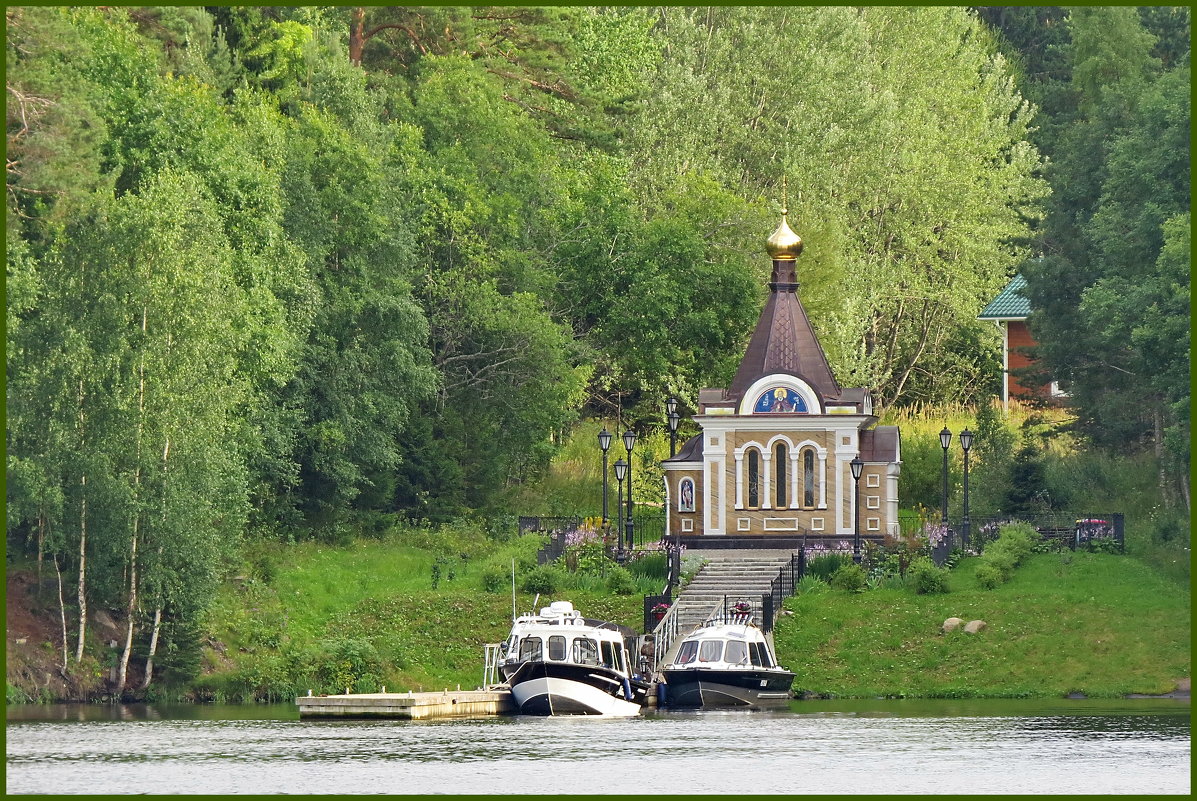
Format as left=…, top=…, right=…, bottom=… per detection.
left=750, top=641, right=773, bottom=667
left=724, top=640, right=748, bottom=665
left=600, top=640, right=622, bottom=670
left=547, top=635, right=567, bottom=661
left=571, top=637, right=599, bottom=665
left=519, top=637, right=543, bottom=661
left=675, top=639, right=699, bottom=665
left=698, top=640, right=723, bottom=662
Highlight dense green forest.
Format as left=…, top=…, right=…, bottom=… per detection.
left=6, top=7, right=1189, bottom=695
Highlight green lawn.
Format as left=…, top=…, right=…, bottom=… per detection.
left=197, top=529, right=1189, bottom=702
left=196, top=531, right=651, bottom=701
left=773, top=550, right=1191, bottom=698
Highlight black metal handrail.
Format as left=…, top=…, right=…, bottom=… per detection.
left=759, top=551, right=806, bottom=633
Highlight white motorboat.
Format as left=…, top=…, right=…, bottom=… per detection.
left=660, top=612, right=795, bottom=708
left=497, top=601, right=647, bottom=716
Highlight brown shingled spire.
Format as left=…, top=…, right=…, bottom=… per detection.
left=727, top=205, right=840, bottom=405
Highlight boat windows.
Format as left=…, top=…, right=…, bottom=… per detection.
left=675, top=640, right=699, bottom=665
left=698, top=640, right=723, bottom=663
left=749, top=642, right=773, bottom=667
left=600, top=641, right=618, bottom=669
left=519, top=637, right=543, bottom=661
left=572, top=637, right=599, bottom=665
left=724, top=640, right=748, bottom=665
left=547, top=635, right=567, bottom=661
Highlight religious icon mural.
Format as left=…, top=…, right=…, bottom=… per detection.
left=678, top=477, right=695, bottom=512
left=753, top=387, right=808, bottom=414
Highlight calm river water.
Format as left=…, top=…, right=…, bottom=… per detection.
left=6, top=698, right=1190, bottom=795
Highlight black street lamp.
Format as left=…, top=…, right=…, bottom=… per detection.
left=850, top=456, right=864, bottom=564
left=598, top=427, right=613, bottom=527
left=960, top=428, right=974, bottom=551
left=613, top=458, right=628, bottom=555
left=666, top=396, right=681, bottom=458
left=939, top=426, right=952, bottom=528
left=622, top=429, right=638, bottom=551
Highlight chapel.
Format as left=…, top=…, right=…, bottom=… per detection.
left=661, top=208, right=901, bottom=544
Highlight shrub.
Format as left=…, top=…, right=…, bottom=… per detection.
left=796, top=574, right=829, bottom=595
left=909, top=557, right=950, bottom=594
left=974, top=561, right=1004, bottom=590
left=626, top=551, right=667, bottom=579
left=480, top=564, right=508, bottom=593
left=605, top=566, right=638, bottom=595
left=808, top=552, right=853, bottom=582
left=996, top=522, right=1037, bottom=562
left=982, top=545, right=1018, bottom=579
left=830, top=563, right=867, bottom=593
left=521, top=565, right=561, bottom=594
left=317, top=637, right=382, bottom=696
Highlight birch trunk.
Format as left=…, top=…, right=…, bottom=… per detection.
left=75, top=473, right=88, bottom=663
left=115, top=527, right=137, bottom=694
left=141, top=606, right=162, bottom=690
left=142, top=437, right=170, bottom=691
left=116, top=305, right=147, bottom=695
left=53, top=553, right=68, bottom=672
left=36, top=512, right=44, bottom=590
left=1153, top=408, right=1170, bottom=507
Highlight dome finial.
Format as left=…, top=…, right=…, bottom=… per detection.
left=766, top=177, right=803, bottom=260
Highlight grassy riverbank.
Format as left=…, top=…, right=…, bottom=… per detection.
left=189, top=523, right=654, bottom=702
left=773, top=549, right=1190, bottom=698
left=7, top=523, right=1188, bottom=703
left=197, top=529, right=1188, bottom=701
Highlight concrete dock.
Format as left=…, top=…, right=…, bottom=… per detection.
left=297, top=688, right=516, bottom=720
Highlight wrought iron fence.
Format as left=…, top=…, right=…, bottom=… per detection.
left=759, top=551, right=806, bottom=633
left=518, top=516, right=583, bottom=565
left=896, top=512, right=1126, bottom=565
left=520, top=513, right=671, bottom=565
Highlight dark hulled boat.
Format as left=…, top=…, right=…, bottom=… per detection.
left=660, top=613, right=795, bottom=708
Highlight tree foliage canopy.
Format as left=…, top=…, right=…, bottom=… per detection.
left=17, top=5, right=1171, bottom=690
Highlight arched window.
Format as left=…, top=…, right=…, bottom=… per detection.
left=803, top=448, right=815, bottom=508
left=747, top=449, right=760, bottom=508
left=774, top=443, right=788, bottom=508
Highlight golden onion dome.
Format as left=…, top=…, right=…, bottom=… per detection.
left=766, top=209, right=803, bottom=260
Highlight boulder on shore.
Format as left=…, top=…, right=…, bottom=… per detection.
left=942, top=617, right=964, bottom=633
left=963, top=620, right=987, bottom=634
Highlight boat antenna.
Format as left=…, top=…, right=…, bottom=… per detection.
left=511, top=559, right=517, bottom=622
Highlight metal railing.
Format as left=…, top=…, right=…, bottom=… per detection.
left=897, top=512, right=1125, bottom=562
left=759, top=551, right=806, bottom=633
left=522, top=513, right=674, bottom=564
left=482, top=643, right=503, bottom=689
left=646, top=597, right=723, bottom=673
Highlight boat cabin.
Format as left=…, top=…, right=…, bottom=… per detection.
left=502, top=601, right=631, bottom=674
left=671, top=625, right=777, bottom=670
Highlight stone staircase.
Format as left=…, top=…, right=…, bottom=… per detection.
left=671, top=549, right=797, bottom=631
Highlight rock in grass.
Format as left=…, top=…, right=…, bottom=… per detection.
left=963, top=620, right=987, bottom=634
left=942, top=617, right=964, bottom=633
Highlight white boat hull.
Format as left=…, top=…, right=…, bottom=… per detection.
left=509, top=676, right=642, bottom=717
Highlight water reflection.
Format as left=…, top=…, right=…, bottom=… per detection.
left=6, top=699, right=1189, bottom=795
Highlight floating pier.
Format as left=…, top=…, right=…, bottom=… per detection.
left=297, top=688, right=516, bottom=720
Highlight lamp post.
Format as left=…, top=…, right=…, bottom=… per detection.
left=960, top=428, right=973, bottom=551
left=598, top=427, right=613, bottom=528
left=613, top=458, right=627, bottom=555
left=850, top=456, right=864, bottom=564
left=939, top=426, right=952, bottom=528
left=666, top=396, right=680, bottom=458
left=622, top=429, right=638, bottom=551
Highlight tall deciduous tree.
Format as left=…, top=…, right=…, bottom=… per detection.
left=1016, top=8, right=1190, bottom=505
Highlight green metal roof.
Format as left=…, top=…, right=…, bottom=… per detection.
left=979, top=273, right=1030, bottom=319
